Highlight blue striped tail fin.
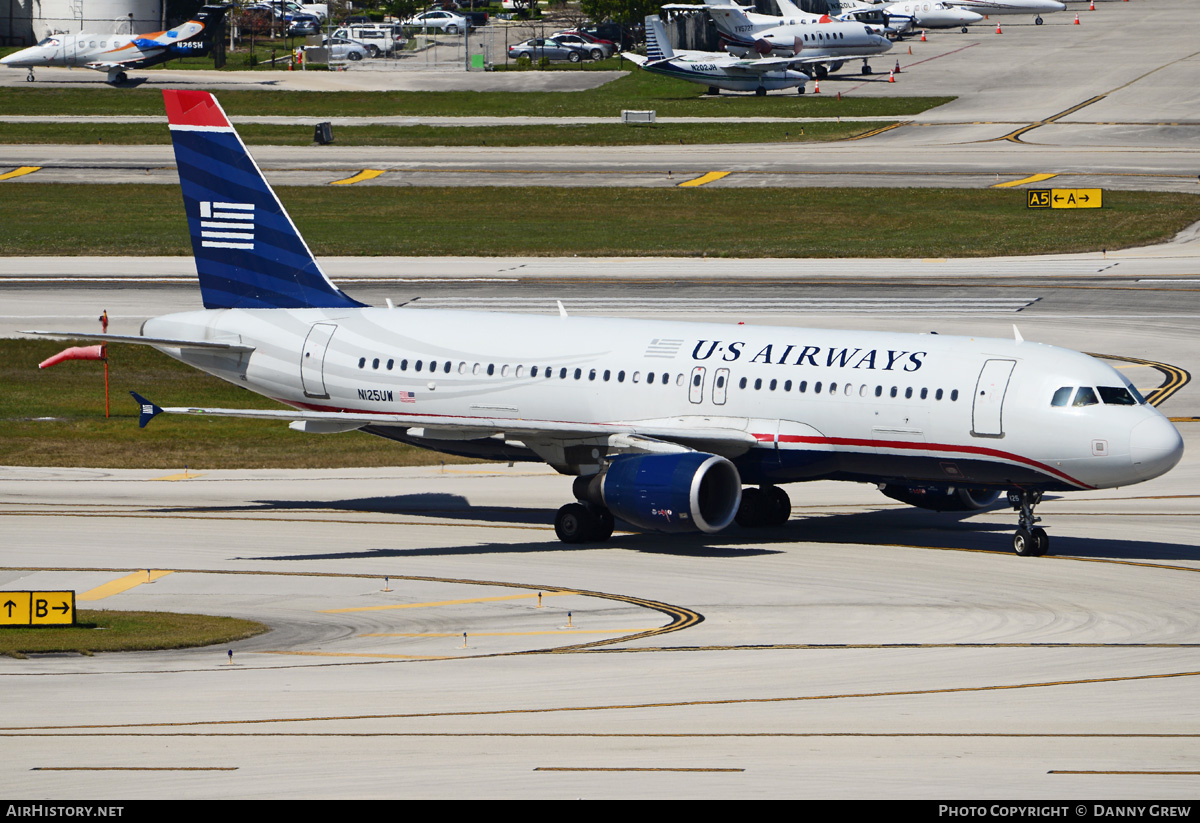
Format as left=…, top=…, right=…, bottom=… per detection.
left=163, top=89, right=364, bottom=310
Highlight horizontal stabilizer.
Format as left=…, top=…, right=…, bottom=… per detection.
left=22, top=331, right=255, bottom=352
left=130, top=391, right=164, bottom=429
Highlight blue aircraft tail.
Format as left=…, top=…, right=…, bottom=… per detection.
left=163, top=89, right=364, bottom=310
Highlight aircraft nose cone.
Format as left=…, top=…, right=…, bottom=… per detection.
left=1130, top=415, right=1184, bottom=481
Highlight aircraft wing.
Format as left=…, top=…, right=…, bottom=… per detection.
left=619, top=52, right=648, bottom=66
left=725, top=57, right=809, bottom=73
left=84, top=57, right=157, bottom=72
left=131, top=396, right=759, bottom=458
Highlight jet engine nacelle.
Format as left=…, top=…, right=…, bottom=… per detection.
left=879, top=484, right=1001, bottom=512
left=574, top=452, right=742, bottom=534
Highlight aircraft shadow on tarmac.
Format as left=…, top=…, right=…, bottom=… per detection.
left=210, top=493, right=1200, bottom=564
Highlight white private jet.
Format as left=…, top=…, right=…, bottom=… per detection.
left=0, top=5, right=226, bottom=84
left=667, top=2, right=893, bottom=76
left=621, top=15, right=811, bottom=96
left=952, top=0, right=1067, bottom=24
left=829, top=0, right=984, bottom=34
left=25, top=90, right=1185, bottom=555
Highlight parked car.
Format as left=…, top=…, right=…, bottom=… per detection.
left=323, top=35, right=368, bottom=61
left=507, top=37, right=589, bottom=63
left=287, top=14, right=322, bottom=36
left=402, top=10, right=471, bottom=34
left=579, top=22, right=636, bottom=51
left=332, top=25, right=403, bottom=56
left=549, top=31, right=614, bottom=59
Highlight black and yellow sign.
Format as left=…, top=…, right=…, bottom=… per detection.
left=1, top=591, right=76, bottom=626
left=1028, top=188, right=1103, bottom=209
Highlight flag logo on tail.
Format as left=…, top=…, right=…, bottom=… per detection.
left=199, top=201, right=254, bottom=250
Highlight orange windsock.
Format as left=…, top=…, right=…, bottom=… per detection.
left=39, top=345, right=106, bottom=369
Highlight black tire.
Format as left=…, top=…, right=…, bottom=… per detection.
left=1035, top=16, right=1043, bottom=25
left=1013, top=528, right=1038, bottom=557
left=1031, top=527, right=1050, bottom=556
left=591, top=507, right=615, bottom=541
left=366, top=44, right=379, bottom=57
left=555, top=503, right=596, bottom=544
left=590, top=48, right=603, bottom=60
left=568, top=51, right=582, bottom=63
left=735, top=487, right=769, bottom=528
left=862, top=64, right=872, bottom=75
left=446, top=24, right=459, bottom=34
left=755, top=87, right=766, bottom=96
left=348, top=51, right=362, bottom=61
left=764, top=486, right=791, bottom=526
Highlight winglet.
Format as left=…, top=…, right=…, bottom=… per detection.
left=130, top=391, right=164, bottom=429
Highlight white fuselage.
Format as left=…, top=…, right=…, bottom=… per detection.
left=141, top=307, right=1184, bottom=493
left=636, top=49, right=810, bottom=92
left=708, top=7, right=892, bottom=59
left=950, top=0, right=1066, bottom=16
left=880, top=1, right=984, bottom=29
left=0, top=22, right=206, bottom=72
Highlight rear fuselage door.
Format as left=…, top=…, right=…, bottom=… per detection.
left=972, top=358, right=1016, bottom=437
left=301, top=322, right=338, bottom=398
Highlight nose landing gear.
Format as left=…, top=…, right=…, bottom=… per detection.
left=1008, top=490, right=1049, bottom=556
left=26, top=68, right=35, bottom=82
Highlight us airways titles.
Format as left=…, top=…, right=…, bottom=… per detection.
left=691, top=340, right=928, bottom=372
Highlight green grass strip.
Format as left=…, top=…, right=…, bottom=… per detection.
left=1, top=185, right=1198, bottom=258
left=0, top=72, right=951, bottom=118
left=0, top=610, right=268, bottom=657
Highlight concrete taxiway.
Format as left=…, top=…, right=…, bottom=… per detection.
left=2, top=0, right=1199, bottom=800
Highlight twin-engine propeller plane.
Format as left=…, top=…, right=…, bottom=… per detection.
left=25, top=90, right=1184, bottom=555
left=0, top=5, right=226, bottom=84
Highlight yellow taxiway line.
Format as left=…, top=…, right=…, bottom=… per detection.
left=79, top=570, right=173, bottom=601
left=330, top=169, right=386, bottom=185
left=321, top=590, right=574, bottom=613
left=678, top=171, right=731, bottom=188
left=991, top=173, right=1058, bottom=189
left=0, top=166, right=41, bottom=181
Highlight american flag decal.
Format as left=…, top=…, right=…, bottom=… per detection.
left=399, top=391, right=416, bottom=403
left=199, top=201, right=254, bottom=250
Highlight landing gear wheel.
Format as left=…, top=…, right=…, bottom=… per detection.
left=1031, top=527, right=1050, bottom=556
left=862, top=63, right=872, bottom=75
left=592, top=507, right=615, bottom=541
left=755, top=86, right=766, bottom=96
left=555, top=502, right=596, bottom=544
left=26, top=69, right=35, bottom=82
left=764, top=485, right=791, bottom=526
left=1035, top=16, right=1043, bottom=24
left=962, top=26, right=969, bottom=33
left=1009, top=490, right=1048, bottom=556
left=1013, top=528, right=1037, bottom=557
left=735, top=487, right=769, bottom=528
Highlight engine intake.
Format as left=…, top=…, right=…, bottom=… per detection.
left=574, top=452, right=742, bottom=534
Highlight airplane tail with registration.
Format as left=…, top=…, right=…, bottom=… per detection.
left=163, top=89, right=363, bottom=311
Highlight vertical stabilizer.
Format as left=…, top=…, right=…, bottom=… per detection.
left=645, top=15, right=676, bottom=61
left=163, top=89, right=363, bottom=310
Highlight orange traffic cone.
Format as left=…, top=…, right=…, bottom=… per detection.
left=1074, top=12, right=1080, bottom=23
left=908, top=46, right=912, bottom=55
left=813, top=78, right=820, bottom=93
left=1089, top=0, right=1095, bottom=8
left=920, top=30, right=926, bottom=41
left=894, top=59, right=900, bottom=73
left=995, top=21, right=1002, bottom=33
left=888, top=69, right=895, bottom=83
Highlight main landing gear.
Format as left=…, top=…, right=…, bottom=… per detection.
left=736, top=485, right=791, bottom=528
left=1008, top=490, right=1049, bottom=557
left=554, top=502, right=614, bottom=544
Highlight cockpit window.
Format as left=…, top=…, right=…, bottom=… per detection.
left=1098, top=386, right=1138, bottom=406
left=1051, top=387, right=1073, bottom=407
left=1072, top=387, right=1099, bottom=407
left=37, top=37, right=60, bottom=46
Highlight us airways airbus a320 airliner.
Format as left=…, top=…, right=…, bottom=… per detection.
left=27, top=90, right=1184, bottom=555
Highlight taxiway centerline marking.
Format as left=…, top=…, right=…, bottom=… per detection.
left=330, top=169, right=385, bottom=186
left=678, top=171, right=731, bottom=188
left=991, top=173, right=1058, bottom=189
left=0, top=166, right=41, bottom=181
left=78, top=570, right=173, bottom=601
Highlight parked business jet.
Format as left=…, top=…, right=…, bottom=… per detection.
left=26, top=90, right=1184, bottom=556
left=829, top=0, right=984, bottom=33
left=0, top=5, right=225, bottom=84
left=622, top=15, right=810, bottom=96
left=928, top=0, right=1065, bottom=25
left=685, top=2, right=893, bottom=76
